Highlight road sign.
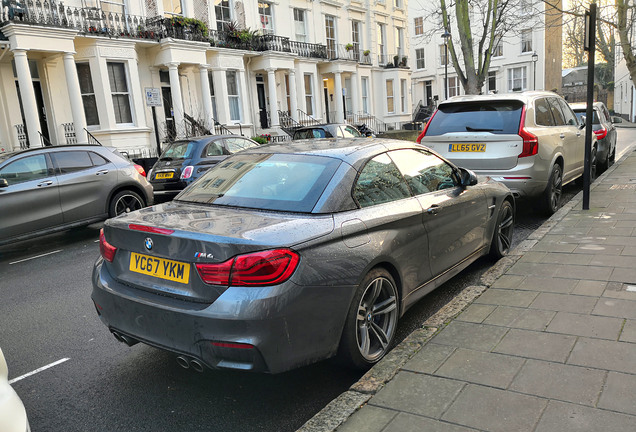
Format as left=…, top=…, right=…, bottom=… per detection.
left=145, top=88, right=162, bottom=107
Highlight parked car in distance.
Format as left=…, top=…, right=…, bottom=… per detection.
left=0, top=348, right=31, bottom=432
left=0, top=145, right=153, bottom=245
left=569, top=101, right=617, bottom=173
left=92, top=138, right=514, bottom=374
left=417, top=91, right=596, bottom=215
left=292, top=123, right=363, bottom=140
left=148, top=135, right=261, bottom=201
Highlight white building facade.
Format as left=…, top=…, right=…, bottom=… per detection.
left=408, top=0, right=562, bottom=111
left=0, top=0, right=412, bottom=153
left=614, top=33, right=636, bottom=122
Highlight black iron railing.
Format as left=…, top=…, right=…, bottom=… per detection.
left=85, top=128, right=102, bottom=145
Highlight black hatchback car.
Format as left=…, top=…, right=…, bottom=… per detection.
left=149, top=135, right=260, bottom=201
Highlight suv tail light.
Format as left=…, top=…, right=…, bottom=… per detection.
left=416, top=110, right=438, bottom=143
left=180, top=166, right=194, bottom=180
left=134, top=164, right=147, bottom=177
left=196, top=249, right=300, bottom=287
left=99, top=229, right=117, bottom=262
left=518, top=106, right=538, bottom=158
left=593, top=127, right=607, bottom=140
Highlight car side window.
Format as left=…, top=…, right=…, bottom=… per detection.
left=0, top=154, right=49, bottom=185
left=353, top=153, right=411, bottom=208
left=51, top=151, right=93, bottom=174
left=547, top=98, right=566, bottom=126
left=343, top=126, right=361, bottom=137
left=535, top=98, right=555, bottom=126
left=556, top=98, right=578, bottom=126
left=226, top=137, right=259, bottom=154
left=337, top=127, right=345, bottom=138
left=89, top=152, right=108, bottom=166
left=389, top=149, right=458, bottom=195
left=205, top=141, right=224, bottom=156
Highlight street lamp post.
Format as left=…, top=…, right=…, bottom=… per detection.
left=532, top=51, right=538, bottom=90
left=442, top=30, right=451, bottom=99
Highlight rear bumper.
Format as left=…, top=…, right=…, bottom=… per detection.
left=473, top=159, right=549, bottom=198
left=91, top=258, right=354, bottom=373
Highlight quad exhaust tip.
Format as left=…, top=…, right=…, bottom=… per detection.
left=176, top=355, right=205, bottom=372
left=110, top=330, right=139, bottom=347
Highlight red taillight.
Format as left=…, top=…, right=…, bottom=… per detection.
left=134, top=164, right=147, bottom=177
left=128, top=224, right=175, bottom=235
left=196, top=259, right=234, bottom=285
left=416, top=110, right=438, bottom=143
left=99, top=228, right=117, bottom=262
left=518, top=106, right=538, bottom=158
left=180, top=166, right=194, bottom=180
left=196, top=249, right=300, bottom=287
left=593, top=127, right=607, bottom=140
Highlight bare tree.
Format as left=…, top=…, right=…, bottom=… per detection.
left=415, top=0, right=547, bottom=94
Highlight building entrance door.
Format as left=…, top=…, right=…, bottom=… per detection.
left=161, top=86, right=175, bottom=141
left=256, top=82, right=268, bottom=128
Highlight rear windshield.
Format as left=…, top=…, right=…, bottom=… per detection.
left=159, top=141, right=195, bottom=160
left=176, top=153, right=341, bottom=213
left=573, top=110, right=600, bottom=125
left=294, top=128, right=333, bottom=139
left=426, top=101, right=524, bottom=135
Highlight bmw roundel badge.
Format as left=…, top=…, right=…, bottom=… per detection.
left=144, top=238, right=153, bottom=250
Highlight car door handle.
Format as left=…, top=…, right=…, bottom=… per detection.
left=576, top=131, right=581, bottom=137
left=560, top=133, right=566, bottom=139
left=96, top=169, right=109, bottom=175
left=426, top=205, right=440, bottom=215
left=37, top=180, right=53, bottom=187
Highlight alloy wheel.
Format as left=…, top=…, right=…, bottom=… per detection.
left=114, top=194, right=143, bottom=216
left=496, top=203, right=514, bottom=255
left=355, top=277, right=398, bottom=362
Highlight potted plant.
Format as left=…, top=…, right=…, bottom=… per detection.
left=400, top=56, right=408, bottom=67
left=363, top=49, right=370, bottom=56
left=345, top=43, right=354, bottom=51
left=393, top=55, right=399, bottom=67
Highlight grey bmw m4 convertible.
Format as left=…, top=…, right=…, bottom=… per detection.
left=92, top=138, right=514, bottom=373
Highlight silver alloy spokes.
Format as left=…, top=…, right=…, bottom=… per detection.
left=498, top=207, right=514, bottom=253
left=356, top=277, right=398, bottom=361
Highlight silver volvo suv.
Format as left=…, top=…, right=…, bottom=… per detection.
left=418, top=91, right=596, bottom=215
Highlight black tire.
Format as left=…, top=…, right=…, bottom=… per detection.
left=490, top=200, right=514, bottom=259
left=338, top=268, right=399, bottom=370
left=598, top=144, right=611, bottom=174
left=542, top=163, right=562, bottom=216
left=109, top=190, right=145, bottom=218
left=590, top=145, right=597, bottom=181
left=608, top=143, right=616, bottom=166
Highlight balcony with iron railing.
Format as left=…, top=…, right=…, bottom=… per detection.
left=326, top=44, right=372, bottom=65
left=0, top=0, right=328, bottom=60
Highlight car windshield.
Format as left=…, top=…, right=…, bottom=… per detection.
left=573, top=110, right=600, bottom=125
left=159, top=141, right=195, bottom=160
left=176, top=153, right=342, bottom=212
left=426, top=101, right=524, bottom=135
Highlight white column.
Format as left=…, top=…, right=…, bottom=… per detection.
left=288, top=68, right=298, bottom=121
left=238, top=69, right=250, bottom=128
left=334, top=71, right=344, bottom=123
left=13, top=49, right=41, bottom=147
left=199, top=65, right=214, bottom=132
left=350, top=72, right=360, bottom=116
left=63, top=52, right=88, bottom=143
left=212, top=68, right=229, bottom=125
left=168, top=63, right=185, bottom=138
left=266, top=68, right=279, bottom=127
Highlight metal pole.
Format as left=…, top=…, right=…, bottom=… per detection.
left=583, top=3, right=596, bottom=210
left=444, top=42, right=448, bottom=100
left=533, top=62, right=536, bottom=90
left=152, top=106, right=161, bottom=157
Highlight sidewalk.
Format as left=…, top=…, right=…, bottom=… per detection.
left=300, top=146, right=636, bottom=432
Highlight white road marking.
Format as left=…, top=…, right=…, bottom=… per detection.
left=9, top=358, right=70, bottom=384
left=626, top=285, right=636, bottom=292
left=9, top=250, right=62, bottom=265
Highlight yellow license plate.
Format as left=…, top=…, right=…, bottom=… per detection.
left=129, top=252, right=190, bottom=284
left=449, top=143, right=486, bottom=152
left=155, top=172, right=174, bottom=179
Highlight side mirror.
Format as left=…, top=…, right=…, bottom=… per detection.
left=459, top=168, right=478, bottom=187
left=0, top=178, right=8, bottom=188
left=611, top=116, right=623, bottom=124
left=578, top=115, right=586, bottom=129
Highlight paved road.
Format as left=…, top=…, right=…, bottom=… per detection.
left=1, top=128, right=633, bottom=432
